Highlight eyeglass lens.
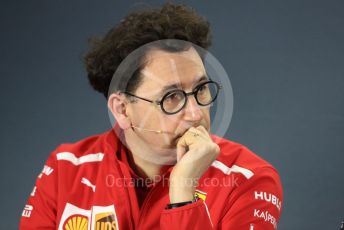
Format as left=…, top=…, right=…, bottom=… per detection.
left=161, top=81, right=219, bottom=114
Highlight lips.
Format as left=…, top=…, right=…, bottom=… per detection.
left=176, top=126, right=199, bottom=138
left=174, top=135, right=182, bottom=143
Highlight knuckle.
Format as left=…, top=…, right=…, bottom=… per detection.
left=197, top=125, right=206, bottom=133
left=190, top=127, right=198, bottom=132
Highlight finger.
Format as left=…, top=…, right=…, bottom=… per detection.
left=178, top=128, right=199, bottom=145
left=189, top=127, right=209, bottom=141
left=176, top=128, right=199, bottom=161
left=197, top=126, right=212, bottom=140
left=196, top=125, right=209, bottom=134
left=176, top=134, right=191, bottom=162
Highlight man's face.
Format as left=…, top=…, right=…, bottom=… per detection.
left=125, top=47, right=211, bottom=150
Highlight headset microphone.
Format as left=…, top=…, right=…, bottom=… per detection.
left=131, top=125, right=175, bottom=135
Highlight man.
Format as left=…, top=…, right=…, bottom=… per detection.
left=20, top=3, right=283, bottom=229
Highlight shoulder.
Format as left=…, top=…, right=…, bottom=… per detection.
left=209, top=135, right=283, bottom=208
left=46, top=129, right=118, bottom=167
left=209, top=136, right=284, bottom=227
left=210, top=134, right=279, bottom=177
left=209, top=135, right=283, bottom=199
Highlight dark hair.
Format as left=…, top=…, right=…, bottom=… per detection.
left=84, top=3, right=212, bottom=98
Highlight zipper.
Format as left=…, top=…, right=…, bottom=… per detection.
left=136, top=171, right=171, bottom=229
left=136, top=181, right=160, bottom=229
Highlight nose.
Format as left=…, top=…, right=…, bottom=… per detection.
left=183, top=95, right=203, bottom=121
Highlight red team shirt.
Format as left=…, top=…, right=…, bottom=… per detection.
left=20, top=128, right=283, bottom=229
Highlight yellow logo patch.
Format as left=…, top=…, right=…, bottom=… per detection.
left=63, top=215, right=88, bottom=230
left=195, top=190, right=207, bottom=201
left=94, top=212, right=118, bottom=230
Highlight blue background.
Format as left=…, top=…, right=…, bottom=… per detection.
left=1, top=0, right=343, bottom=229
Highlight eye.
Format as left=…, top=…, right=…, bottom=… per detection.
left=196, top=83, right=209, bottom=93
left=165, top=92, right=182, bottom=101
left=164, top=91, right=184, bottom=103
left=199, top=85, right=207, bottom=91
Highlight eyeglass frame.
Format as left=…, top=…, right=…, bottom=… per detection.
left=122, top=79, right=222, bottom=115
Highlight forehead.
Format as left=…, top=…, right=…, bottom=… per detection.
left=136, top=47, right=206, bottom=94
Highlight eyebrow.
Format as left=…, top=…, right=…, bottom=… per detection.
left=159, top=75, right=209, bottom=95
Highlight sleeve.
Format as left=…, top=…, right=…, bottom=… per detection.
left=19, top=151, right=58, bottom=229
left=159, top=167, right=283, bottom=230
left=160, top=199, right=214, bottom=229
left=218, top=167, right=283, bottom=230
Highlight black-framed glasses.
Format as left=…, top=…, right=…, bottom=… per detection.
left=123, top=80, right=222, bottom=115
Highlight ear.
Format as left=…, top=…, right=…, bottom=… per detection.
left=107, top=92, right=132, bottom=130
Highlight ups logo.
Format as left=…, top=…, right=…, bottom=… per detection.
left=95, top=212, right=117, bottom=230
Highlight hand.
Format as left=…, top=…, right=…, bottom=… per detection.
left=169, top=126, right=220, bottom=203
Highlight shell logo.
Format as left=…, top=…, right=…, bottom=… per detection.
left=63, top=214, right=88, bottom=230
